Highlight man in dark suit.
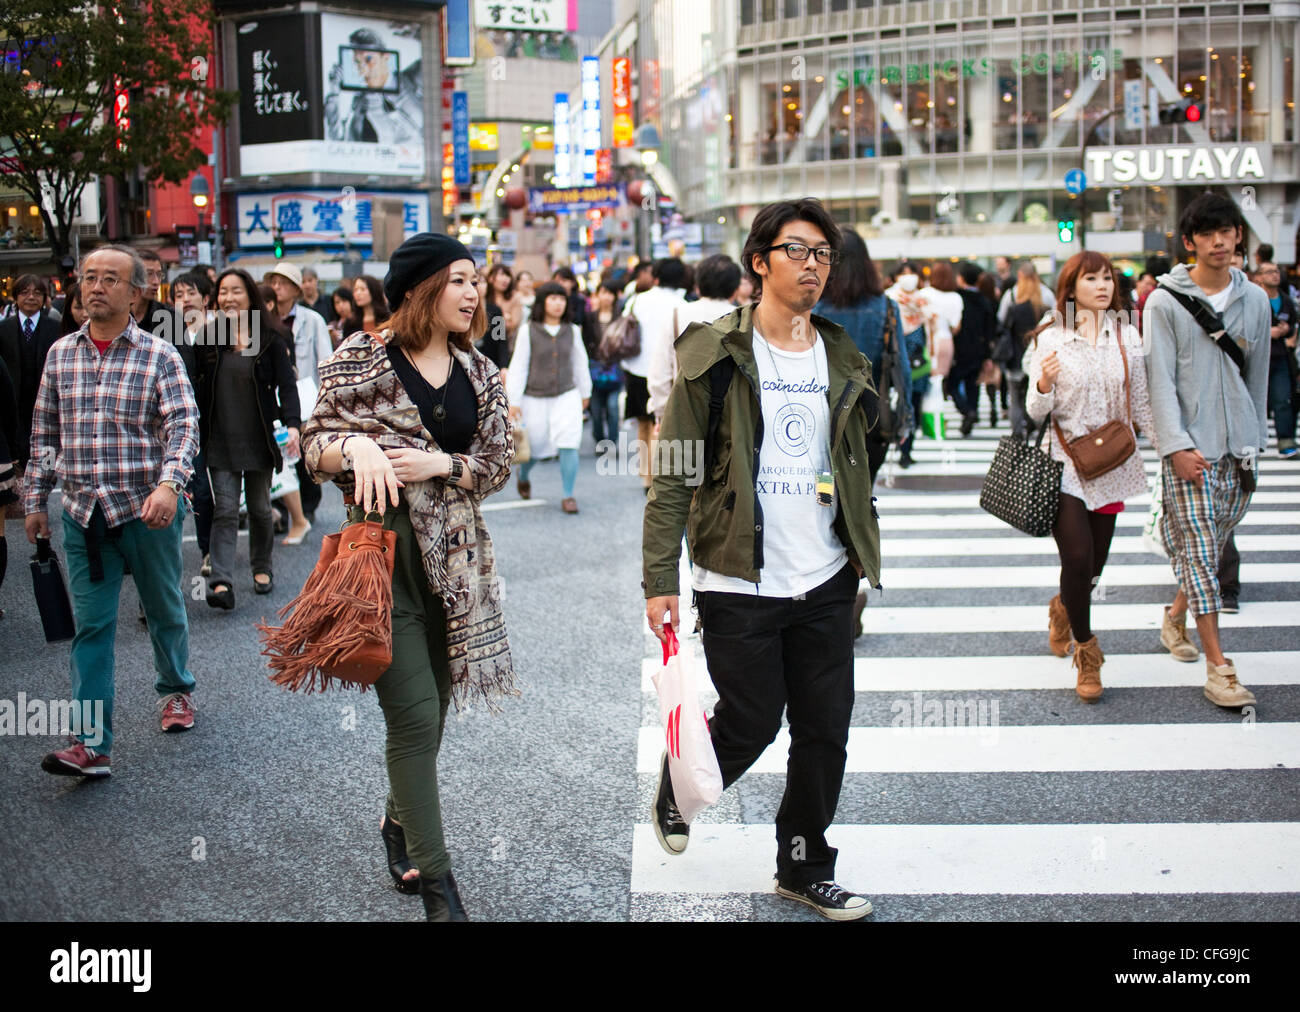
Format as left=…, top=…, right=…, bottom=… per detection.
left=0, top=274, right=63, bottom=468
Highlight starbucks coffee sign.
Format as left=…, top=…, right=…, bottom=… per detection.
left=1086, top=145, right=1270, bottom=187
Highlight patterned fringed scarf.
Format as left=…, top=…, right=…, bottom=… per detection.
left=301, top=331, right=519, bottom=711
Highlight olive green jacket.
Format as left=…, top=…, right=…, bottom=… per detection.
left=642, top=303, right=883, bottom=598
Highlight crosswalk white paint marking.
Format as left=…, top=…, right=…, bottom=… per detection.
left=639, top=651, right=1300, bottom=693
left=857, top=600, right=1298, bottom=634
left=635, top=723, right=1300, bottom=775
left=878, top=511, right=1300, bottom=531
left=629, top=823, right=1300, bottom=895
left=866, top=562, right=1300, bottom=588
left=874, top=491, right=1299, bottom=509
left=882, top=534, right=1300, bottom=557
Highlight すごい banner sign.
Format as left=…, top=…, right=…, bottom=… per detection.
left=1086, top=144, right=1271, bottom=187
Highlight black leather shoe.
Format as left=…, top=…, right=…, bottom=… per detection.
left=205, top=585, right=235, bottom=610
left=253, top=573, right=274, bottom=595
left=652, top=750, right=689, bottom=855
left=381, top=816, right=420, bottom=895
left=960, top=413, right=976, bottom=437
left=420, top=871, right=469, bottom=921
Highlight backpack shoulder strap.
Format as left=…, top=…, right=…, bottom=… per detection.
left=703, top=356, right=735, bottom=482
left=1161, top=288, right=1247, bottom=377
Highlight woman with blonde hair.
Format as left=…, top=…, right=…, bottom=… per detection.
left=1025, top=250, right=1156, bottom=702
left=301, top=233, right=517, bottom=921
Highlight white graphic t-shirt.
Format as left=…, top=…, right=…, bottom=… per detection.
left=693, top=327, right=848, bottom=598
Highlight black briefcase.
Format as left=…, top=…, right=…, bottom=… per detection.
left=30, top=537, right=76, bottom=642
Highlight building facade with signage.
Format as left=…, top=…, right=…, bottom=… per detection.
left=645, top=0, right=1300, bottom=265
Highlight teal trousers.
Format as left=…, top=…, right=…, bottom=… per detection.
left=61, top=504, right=196, bottom=756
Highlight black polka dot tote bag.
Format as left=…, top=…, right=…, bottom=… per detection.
left=979, top=419, right=1063, bottom=537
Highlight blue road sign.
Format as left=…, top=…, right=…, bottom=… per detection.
left=1064, top=168, right=1087, bottom=195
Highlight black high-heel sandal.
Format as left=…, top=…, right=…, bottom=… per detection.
left=381, top=816, right=420, bottom=894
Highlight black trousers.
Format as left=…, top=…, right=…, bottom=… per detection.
left=295, top=457, right=321, bottom=516
left=696, top=562, right=857, bottom=887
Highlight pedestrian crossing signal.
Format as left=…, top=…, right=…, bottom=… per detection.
left=1057, top=219, right=1075, bottom=243
left=273, top=230, right=284, bottom=259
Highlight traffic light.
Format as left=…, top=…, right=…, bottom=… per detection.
left=272, top=229, right=284, bottom=259
left=1159, top=99, right=1204, bottom=124
left=1057, top=219, right=1075, bottom=243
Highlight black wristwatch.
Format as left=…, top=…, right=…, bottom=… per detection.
left=447, top=454, right=464, bottom=483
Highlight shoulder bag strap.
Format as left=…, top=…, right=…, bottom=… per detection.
left=1162, top=288, right=1247, bottom=377
left=881, top=297, right=896, bottom=350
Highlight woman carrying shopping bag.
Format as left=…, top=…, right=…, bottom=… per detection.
left=300, top=233, right=517, bottom=921
left=198, top=269, right=300, bottom=609
left=1026, top=251, right=1156, bottom=701
left=505, top=281, right=591, bottom=513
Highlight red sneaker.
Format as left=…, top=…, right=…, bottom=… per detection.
left=42, top=739, right=111, bottom=777
left=159, top=692, right=195, bottom=732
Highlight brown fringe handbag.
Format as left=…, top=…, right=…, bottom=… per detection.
left=257, top=505, right=397, bottom=692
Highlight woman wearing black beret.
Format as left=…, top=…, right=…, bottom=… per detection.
left=301, top=232, right=518, bottom=922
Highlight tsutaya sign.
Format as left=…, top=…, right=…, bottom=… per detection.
left=1086, top=145, right=1270, bottom=187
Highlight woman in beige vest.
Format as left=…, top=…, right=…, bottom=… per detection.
left=505, top=281, right=591, bottom=513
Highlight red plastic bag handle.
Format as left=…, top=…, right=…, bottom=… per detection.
left=661, top=623, right=679, bottom=664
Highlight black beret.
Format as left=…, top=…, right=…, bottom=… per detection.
left=383, top=233, right=476, bottom=311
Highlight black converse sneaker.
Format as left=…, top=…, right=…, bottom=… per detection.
left=775, top=880, right=874, bottom=921
left=652, top=750, right=690, bottom=855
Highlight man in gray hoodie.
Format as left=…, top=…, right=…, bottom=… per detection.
left=1143, top=194, right=1270, bottom=708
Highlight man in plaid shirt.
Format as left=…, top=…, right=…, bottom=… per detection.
left=24, top=245, right=200, bottom=778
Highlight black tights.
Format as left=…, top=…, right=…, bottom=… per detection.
left=1052, top=494, right=1117, bottom=643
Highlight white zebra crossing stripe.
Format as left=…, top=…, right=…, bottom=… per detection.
left=857, top=601, right=1298, bottom=634
left=878, top=511, right=1300, bottom=531
left=629, top=823, right=1300, bottom=895
left=881, top=535, right=1300, bottom=557
left=862, top=562, right=1300, bottom=588
left=639, top=651, right=1300, bottom=693
left=875, top=491, right=1300, bottom=508
left=635, top=723, right=1300, bottom=775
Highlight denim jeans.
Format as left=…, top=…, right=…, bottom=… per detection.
left=589, top=383, right=622, bottom=445
left=1268, top=355, right=1296, bottom=448
left=61, top=505, right=196, bottom=756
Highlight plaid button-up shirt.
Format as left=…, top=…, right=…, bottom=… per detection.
left=24, top=318, right=199, bottom=528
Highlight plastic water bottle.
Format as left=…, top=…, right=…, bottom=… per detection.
left=273, top=422, right=300, bottom=465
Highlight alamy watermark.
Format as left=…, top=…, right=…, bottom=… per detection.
left=0, top=694, right=105, bottom=747
left=595, top=434, right=706, bottom=486
left=890, top=691, right=1001, bottom=745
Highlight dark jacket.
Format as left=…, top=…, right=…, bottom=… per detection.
left=955, top=288, right=996, bottom=375
left=1269, top=289, right=1297, bottom=361
left=197, top=326, right=301, bottom=472
left=0, top=309, right=62, bottom=461
left=643, top=304, right=883, bottom=596
left=1003, top=300, right=1042, bottom=378
left=476, top=300, right=510, bottom=368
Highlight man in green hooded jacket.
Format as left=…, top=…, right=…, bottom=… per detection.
left=642, top=198, right=883, bottom=920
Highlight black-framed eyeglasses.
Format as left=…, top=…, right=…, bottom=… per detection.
left=768, top=242, right=840, bottom=266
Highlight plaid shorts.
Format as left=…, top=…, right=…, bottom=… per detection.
left=1159, top=455, right=1252, bottom=616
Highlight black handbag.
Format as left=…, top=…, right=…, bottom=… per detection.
left=30, top=536, right=76, bottom=642
left=979, top=419, right=1063, bottom=537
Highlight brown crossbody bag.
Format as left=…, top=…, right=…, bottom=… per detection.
left=1051, top=336, right=1137, bottom=481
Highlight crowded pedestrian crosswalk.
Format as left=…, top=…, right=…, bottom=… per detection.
left=630, top=409, right=1300, bottom=921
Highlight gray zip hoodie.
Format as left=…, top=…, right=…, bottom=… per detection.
left=1143, top=264, right=1270, bottom=462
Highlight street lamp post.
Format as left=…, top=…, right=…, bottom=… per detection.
left=190, top=174, right=210, bottom=268
left=635, top=123, right=661, bottom=261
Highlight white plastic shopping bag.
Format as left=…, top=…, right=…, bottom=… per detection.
left=651, top=626, right=722, bottom=823
left=1141, top=474, right=1167, bottom=557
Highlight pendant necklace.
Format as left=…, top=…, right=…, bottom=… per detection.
left=406, top=348, right=453, bottom=424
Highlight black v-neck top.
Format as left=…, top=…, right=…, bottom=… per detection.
left=386, top=344, right=477, bottom=454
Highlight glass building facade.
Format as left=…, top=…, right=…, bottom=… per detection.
left=643, top=0, right=1300, bottom=262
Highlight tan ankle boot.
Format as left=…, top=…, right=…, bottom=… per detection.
left=1048, top=595, right=1073, bottom=657
left=1204, top=657, right=1256, bottom=708
left=1073, top=636, right=1104, bottom=702
left=1160, top=606, right=1199, bottom=662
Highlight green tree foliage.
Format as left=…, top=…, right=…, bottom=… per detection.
left=0, top=1, right=236, bottom=263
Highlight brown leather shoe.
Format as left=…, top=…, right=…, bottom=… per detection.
left=561, top=497, right=579, bottom=514
left=517, top=478, right=531, bottom=499
left=1048, top=594, right=1073, bottom=657
left=852, top=590, right=867, bottom=639
left=1073, top=635, right=1104, bottom=702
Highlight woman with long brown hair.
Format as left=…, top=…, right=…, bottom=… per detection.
left=1025, top=251, right=1156, bottom=701
left=301, top=233, right=517, bottom=921
left=1002, top=264, right=1050, bottom=439
left=348, top=274, right=390, bottom=335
